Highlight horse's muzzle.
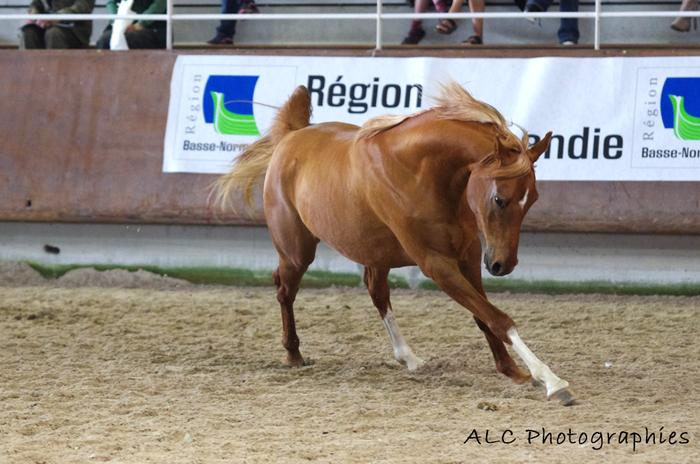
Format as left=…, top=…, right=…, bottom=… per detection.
left=484, top=252, right=517, bottom=277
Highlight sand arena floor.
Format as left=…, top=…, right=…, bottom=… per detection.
left=0, top=266, right=698, bottom=463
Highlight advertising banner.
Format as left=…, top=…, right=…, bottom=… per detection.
left=163, top=55, right=700, bottom=181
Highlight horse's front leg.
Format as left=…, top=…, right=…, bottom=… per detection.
left=458, top=248, right=531, bottom=385
left=422, top=254, right=575, bottom=405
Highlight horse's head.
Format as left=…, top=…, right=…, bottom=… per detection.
left=466, top=132, right=552, bottom=276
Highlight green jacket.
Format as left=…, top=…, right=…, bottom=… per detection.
left=106, top=0, right=166, bottom=30
left=29, top=0, right=95, bottom=46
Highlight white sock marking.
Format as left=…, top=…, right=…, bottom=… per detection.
left=518, top=188, right=529, bottom=209
left=382, top=309, right=423, bottom=371
left=507, top=328, right=569, bottom=397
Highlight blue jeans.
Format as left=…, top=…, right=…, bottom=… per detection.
left=216, top=0, right=240, bottom=37
left=527, top=0, right=580, bottom=44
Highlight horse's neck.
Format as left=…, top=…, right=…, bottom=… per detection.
left=390, top=115, right=496, bottom=167
left=364, top=117, right=491, bottom=212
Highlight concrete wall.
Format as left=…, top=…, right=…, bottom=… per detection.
left=3, top=222, right=699, bottom=284
left=1, top=49, right=699, bottom=234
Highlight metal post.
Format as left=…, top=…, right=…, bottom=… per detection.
left=166, top=0, right=173, bottom=50
left=375, top=0, right=383, bottom=51
left=594, top=0, right=601, bottom=50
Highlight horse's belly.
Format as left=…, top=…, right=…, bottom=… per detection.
left=295, top=195, right=413, bottom=268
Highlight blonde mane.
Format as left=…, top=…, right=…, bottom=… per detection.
left=355, top=82, right=531, bottom=178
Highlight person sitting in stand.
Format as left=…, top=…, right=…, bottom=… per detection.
left=402, top=0, right=449, bottom=45
left=20, top=0, right=95, bottom=49
left=96, top=0, right=167, bottom=49
left=207, top=0, right=259, bottom=45
left=435, top=0, right=485, bottom=45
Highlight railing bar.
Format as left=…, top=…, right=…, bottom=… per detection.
left=0, top=1, right=695, bottom=6
left=2, top=11, right=699, bottom=21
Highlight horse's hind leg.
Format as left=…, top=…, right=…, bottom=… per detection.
left=364, top=266, right=423, bottom=371
left=273, top=262, right=307, bottom=367
left=268, top=208, right=318, bottom=367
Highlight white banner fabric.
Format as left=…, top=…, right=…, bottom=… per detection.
left=163, top=55, right=700, bottom=181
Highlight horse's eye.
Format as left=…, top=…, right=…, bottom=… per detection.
left=494, top=196, right=506, bottom=209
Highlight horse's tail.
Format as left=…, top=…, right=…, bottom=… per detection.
left=213, top=85, right=312, bottom=209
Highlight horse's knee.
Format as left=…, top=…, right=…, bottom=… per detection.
left=473, top=308, right=515, bottom=345
left=276, top=286, right=293, bottom=306
left=273, top=269, right=281, bottom=288
left=487, top=313, right=515, bottom=344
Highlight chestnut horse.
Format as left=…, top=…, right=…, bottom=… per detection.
left=216, top=83, right=574, bottom=405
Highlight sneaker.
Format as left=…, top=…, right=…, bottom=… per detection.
left=401, top=27, right=426, bottom=45
left=524, top=4, right=542, bottom=24
left=207, top=34, right=233, bottom=45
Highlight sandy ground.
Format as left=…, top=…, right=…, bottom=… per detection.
left=1, top=265, right=698, bottom=463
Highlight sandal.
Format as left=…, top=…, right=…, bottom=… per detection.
left=401, top=27, right=426, bottom=45
left=238, top=0, right=259, bottom=14
left=435, top=19, right=457, bottom=35
left=463, top=35, right=483, bottom=45
left=671, top=17, right=698, bottom=32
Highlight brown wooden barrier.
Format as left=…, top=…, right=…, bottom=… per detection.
left=0, top=49, right=697, bottom=234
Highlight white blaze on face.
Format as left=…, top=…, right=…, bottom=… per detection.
left=507, top=328, right=569, bottom=397
left=490, top=181, right=498, bottom=201
left=382, top=309, right=423, bottom=371
left=518, top=188, right=529, bottom=210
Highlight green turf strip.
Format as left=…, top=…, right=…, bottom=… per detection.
left=25, top=262, right=699, bottom=296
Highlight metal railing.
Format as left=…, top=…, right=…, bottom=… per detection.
left=2, top=4, right=700, bottom=51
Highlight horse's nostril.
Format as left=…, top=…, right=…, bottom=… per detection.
left=491, top=262, right=502, bottom=275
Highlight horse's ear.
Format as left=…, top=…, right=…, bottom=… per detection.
left=528, top=131, right=552, bottom=162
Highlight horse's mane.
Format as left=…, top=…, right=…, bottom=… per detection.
left=355, top=82, right=531, bottom=178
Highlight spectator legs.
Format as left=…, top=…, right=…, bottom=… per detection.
left=19, top=25, right=45, bottom=49
left=45, top=27, right=84, bottom=49
left=557, top=0, right=580, bottom=44
left=217, top=0, right=241, bottom=38
left=125, top=28, right=167, bottom=49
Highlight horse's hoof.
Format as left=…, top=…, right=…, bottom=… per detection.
left=406, top=356, right=425, bottom=372
left=284, top=352, right=306, bottom=368
left=548, top=388, right=576, bottom=406
left=397, top=355, right=424, bottom=371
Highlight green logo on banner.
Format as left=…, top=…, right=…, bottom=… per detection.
left=669, top=95, right=700, bottom=141
left=209, top=91, right=260, bottom=136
